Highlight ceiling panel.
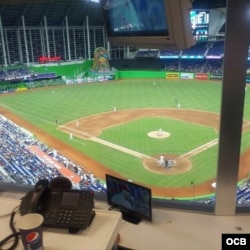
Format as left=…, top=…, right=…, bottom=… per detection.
left=0, top=0, right=103, bottom=26
left=0, top=0, right=227, bottom=27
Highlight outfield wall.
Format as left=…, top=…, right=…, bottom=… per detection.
left=117, top=70, right=166, bottom=79
left=117, top=70, right=213, bottom=80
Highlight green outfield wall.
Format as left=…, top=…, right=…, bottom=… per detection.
left=117, top=70, right=166, bottom=79
left=30, top=60, right=93, bottom=78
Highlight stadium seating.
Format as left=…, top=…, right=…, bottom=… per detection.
left=179, top=59, right=205, bottom=72
left=206, top=41, right=225, bottom=58
left=0, top=67, right=59, bottom=84
left=0, top=115, right=106, bottom=192
left=135, top=50, right=159, bottom=59
left=159, top=50, right=180, bottom=58
left=181, top=42, right=208, bottom=58
left=203, top=59, right=223, bottom=74
left=109, top=41, right=227, bottom=73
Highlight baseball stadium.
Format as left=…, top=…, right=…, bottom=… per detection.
left=0, top=0, right=250, bottom=212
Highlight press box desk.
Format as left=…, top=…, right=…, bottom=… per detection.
left=0, top=197, right=122, bottom=250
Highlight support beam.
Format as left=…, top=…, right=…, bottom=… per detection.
left=215, top=0, right=250, bottom=215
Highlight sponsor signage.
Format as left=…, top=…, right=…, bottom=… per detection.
left=206, top=55, right=223, bottom=59
left=159, top=55, right=179, bottom=59
left=195, top=73, right=209, bottom=80
left=210, top=74, right=223, bottom=80
left=180, top=72, right=194, bottom=79
left=180, top=55, right=205, bottom=59
left=166, top=72, right=180, bottom=79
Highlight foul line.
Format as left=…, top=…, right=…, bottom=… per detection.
left=176, top=122, right=250, bottom=160
left=176, top=139, right=218, bottom=160
left=60, top=122, right=250, bottom=161
left=90, top=137, right=153, bottom=159
left=59, top=125, right=153, bottom=159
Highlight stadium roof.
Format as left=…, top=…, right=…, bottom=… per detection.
left=0, top=0, right=227, bottom=27
left=0, top=0, right=104, bottom=26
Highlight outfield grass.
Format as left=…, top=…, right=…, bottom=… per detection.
left=0, top=79, right=250, bottom=190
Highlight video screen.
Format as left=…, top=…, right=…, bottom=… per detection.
left=61, top=192, right=80, bottom=206
left=102, top=0, right=168, bottom=36
left=106, top=174, right=152, bottom=221
left=190, top=10, right=209, bottom=41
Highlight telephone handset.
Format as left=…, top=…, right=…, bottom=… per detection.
left=20, top=177, right=95, bottom=234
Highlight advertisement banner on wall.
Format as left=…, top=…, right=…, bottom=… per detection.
left=166, top=72, right=180, bottom=79
left=180, top=72, right=194, bottom=80
left=210, top=74, right=223, bottom=80
left=195, top=73, right=209, bottom=80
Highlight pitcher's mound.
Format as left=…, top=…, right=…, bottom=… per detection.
left=148, top=130, right=170, bottom=139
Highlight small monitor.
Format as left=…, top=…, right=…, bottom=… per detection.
left=106, top=174, right=152, bottom=224
left=101, top=0, right=196, bottom=50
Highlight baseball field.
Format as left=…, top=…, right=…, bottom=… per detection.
left=1, top=78, right=250, bottom=199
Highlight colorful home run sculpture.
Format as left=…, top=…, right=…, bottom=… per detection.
left=92, top=47, right=110, bottom=72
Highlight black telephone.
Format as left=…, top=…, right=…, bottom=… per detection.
left=19, top=177, right=95, bottom=234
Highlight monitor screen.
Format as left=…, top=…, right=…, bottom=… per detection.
left=102, top=0, right=169, bottom=37
left=106, top=174, right=152, bottom=224
left=101, top=0, right=196, bottom=50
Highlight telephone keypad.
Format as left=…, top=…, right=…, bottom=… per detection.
left=43, top=190, right=95, bottom=230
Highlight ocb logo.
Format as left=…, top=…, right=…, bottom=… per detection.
left=222, top=234, right=250, bottom=249
left=226, top=238, right=247, bottom=246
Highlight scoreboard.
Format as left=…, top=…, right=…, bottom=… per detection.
left=190, top=10, right=210, bottom=41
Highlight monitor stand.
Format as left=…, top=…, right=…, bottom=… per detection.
left=121, top=209, right=141, bottom=225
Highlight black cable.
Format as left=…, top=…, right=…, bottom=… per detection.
left=0, top=208, right=20, bottom=250
left=0, top=233, right=19, bottom=250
